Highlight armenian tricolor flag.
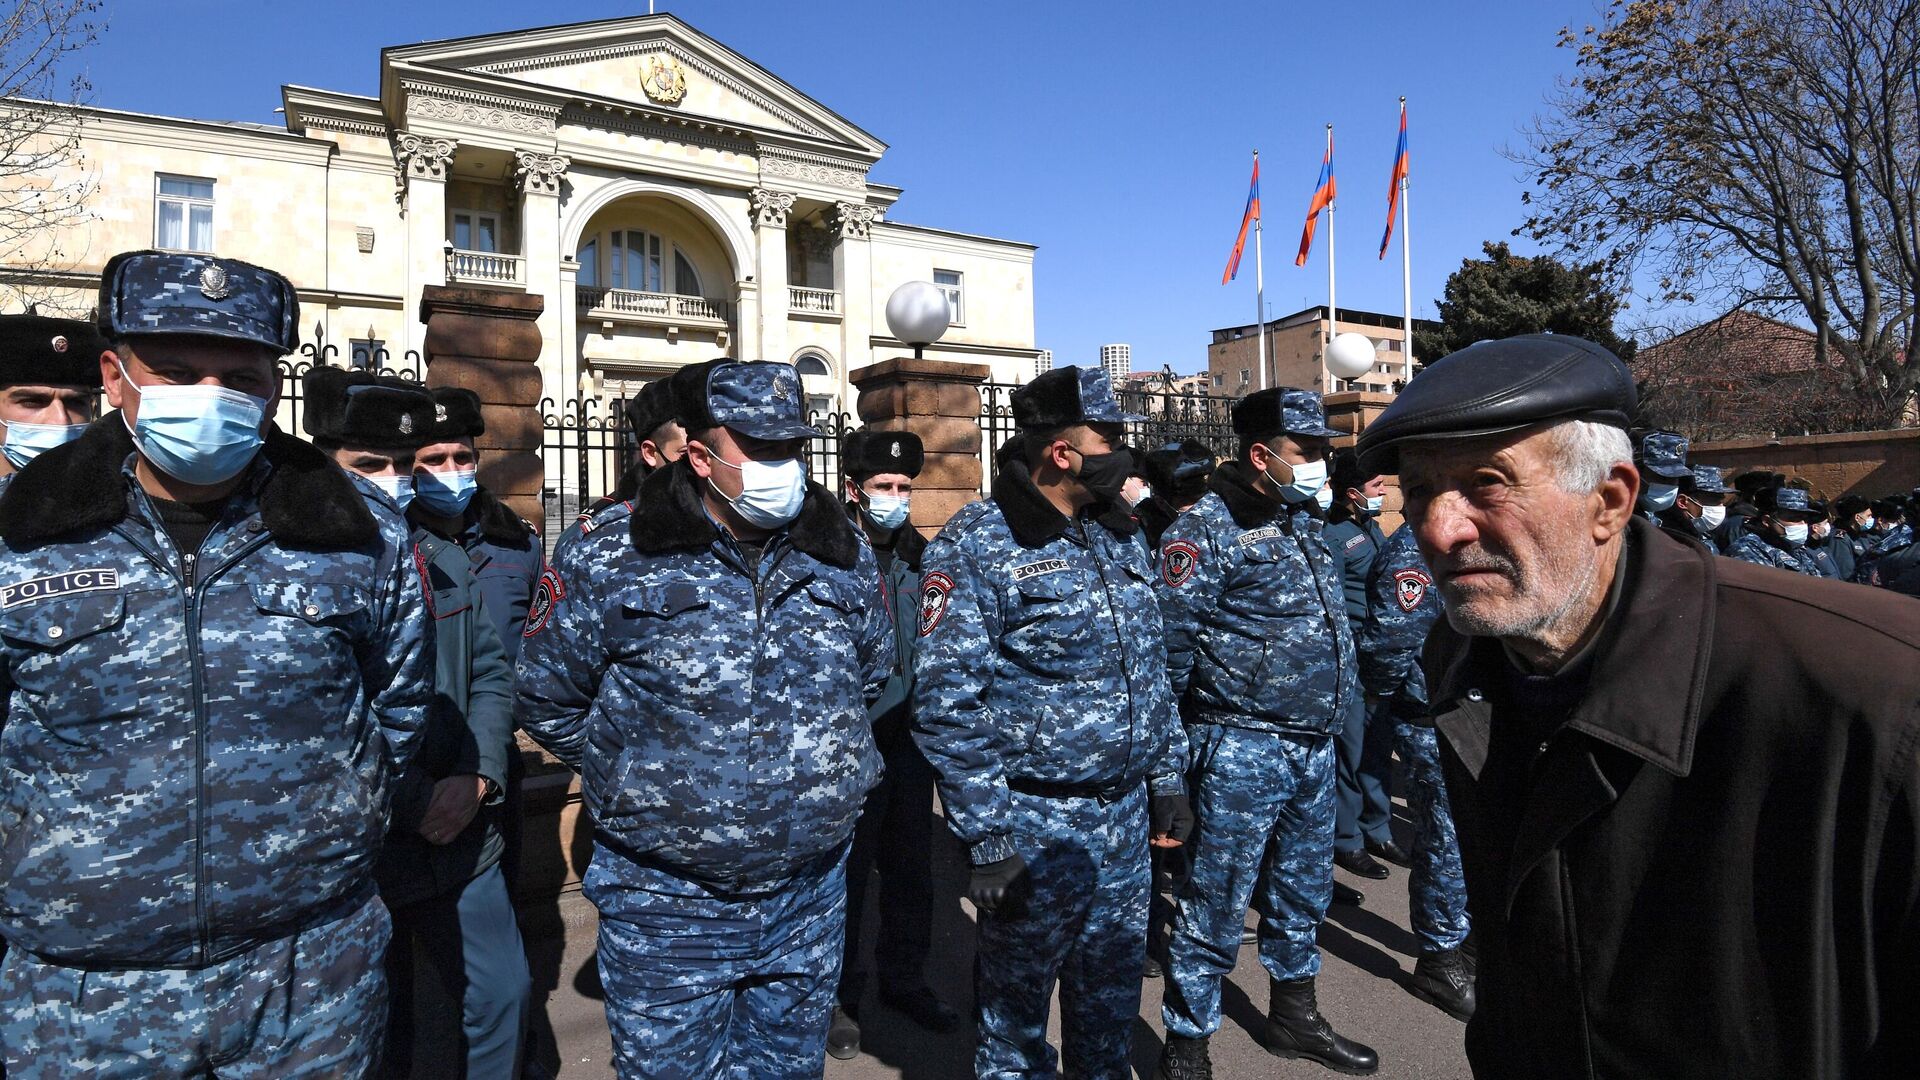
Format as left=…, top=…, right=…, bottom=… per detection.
left=1379, top=104, right=1409, bottom=258
left=1295, top=140, right=1336, bottom=267
left=1222, top=157, right=1261, bottom=284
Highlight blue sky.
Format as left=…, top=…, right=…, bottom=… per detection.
left=73, top=0, right=1603, bottom=375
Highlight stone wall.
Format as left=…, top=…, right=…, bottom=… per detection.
left=1692, top=428, right=1920, bottom=500
left=850, top=357, right=990, bottom=536
left=419, top=285, right=547, bottom=524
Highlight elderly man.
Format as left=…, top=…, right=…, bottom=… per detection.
left=1354, top=334, right=1920, bottom=1078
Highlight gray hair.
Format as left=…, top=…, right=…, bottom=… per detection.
left=1540, top=419, right=1634, bottom=494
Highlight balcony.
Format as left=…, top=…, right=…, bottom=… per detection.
left=578, top=286, right=731, bottom=337
left=446, top=249, right=525, bottom=288
left=788, top=286, right=842, bottom=320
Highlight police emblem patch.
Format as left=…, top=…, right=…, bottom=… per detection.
left=399, top=413, right=414, bottom=435
left=435, top=403, right=449, bottom=423
left=49, top=335, right=67, bottom=353
left=0, top=569, right=119, bottom=609
left=198, top=264, right=231, bottom=300
left=773, top=374, right=796, bottom=402
left=1162, top=540, right=1201, bottom=587
left=918, top=571, right=955, bottom=637
left=1394, top=567, right=1432, bottom=613
left=523, top=565, right=565, bottom=637
left=890, top=441, right=901, bottom=458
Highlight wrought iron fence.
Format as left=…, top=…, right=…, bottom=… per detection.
left=978, top=379, right=1241, bottom=491
left=539, top=393, right=636, bottom=552
left=803, top=409, right=854, bottom=491
left=275, top=327, right=423, bottom=436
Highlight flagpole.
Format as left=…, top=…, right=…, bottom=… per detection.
left=1326, top=123, right=1337, bottom=357
left=1253, top=150, right=1268, bottom=391
left=1399, top=98, right=1413, bottom=384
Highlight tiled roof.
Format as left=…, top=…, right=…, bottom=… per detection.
left=1636, top=310, right=1829, bottom=378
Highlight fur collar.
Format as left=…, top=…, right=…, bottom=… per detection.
left=844, top=500, right=927, bottom=570
left=989, top=436, right=1138, bottom=549
left=1210, top=460, right=1291, bottom=530
left=629, top=457, right=861, bottom=569
left=467, top=486, right=532, bottom=545
left=0, top=411, right=377, bottom=550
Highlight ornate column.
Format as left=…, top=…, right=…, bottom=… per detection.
left=395, top=131, right=456, bottom=359
left=750, top=188, right=795, bottom=363
left=515, top=150, right=568, bottom=405
left=831, top=200, right=877, bottom=399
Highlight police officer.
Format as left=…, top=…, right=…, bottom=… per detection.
left=1325, top=449, right=1402, bottom=880
left=515, top=360, right=893, bottom=1078
left=551, top=368, right=697, bottom=561
left=1136, top=440, right=1215, bottom=550
left=1803, top=501, right=1845, bottom=579
left=1355, top=524, right=1474, bottom=1022
left=1632, top=430, right=1698, bottom=541
left=1830, top=495, right=1873, bottom=580
left=1151, top=387, right=1377, bottom=1079
left=913, top=365, right=1190, bottom=1080
left=827, top=428, right=960, bottom=1060
left=0, top=314, right=106, bottom=477
left=1729, top=485, right=1823, bottom=574
left=1856, top=496, right=1913, bottom=584
left=0, top=250, right=433, bottom=1076
left=305, top=369, right=530, bottom=1079
left=1674, top=464, right=1736, bottom=553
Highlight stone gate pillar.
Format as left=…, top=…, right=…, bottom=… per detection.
left=850, top=357, right=991, bottom=536
left=419, top=284, right=547, bottom=526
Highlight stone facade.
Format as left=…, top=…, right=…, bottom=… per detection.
left=1207, top=305, right=1437, bottom=397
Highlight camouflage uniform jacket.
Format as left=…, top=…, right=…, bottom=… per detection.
left=378, top=526, right=514, bottom=908
left=1354, top=524, right=1441, bottom=719
left=1154, top=461, right=1356, bottom=738
left=0, top=419, right=431, bottom=968
left=1854, top=523, right=1915, bottom=584
left=912, top=454, right=1187, bottom=868
left=1729, top=530, right=1821, bottom=575
left=513, top=459, right=891, bottom=897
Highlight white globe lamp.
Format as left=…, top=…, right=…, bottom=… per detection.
left=886, top=281, right=951, bottom=358
left=1325, top=332, right=1377, bottom=381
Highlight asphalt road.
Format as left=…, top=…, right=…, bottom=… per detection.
left=520, top=802, right=1470, bottom=1080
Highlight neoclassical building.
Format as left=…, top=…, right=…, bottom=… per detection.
left=4, top=13, right=1040, bottom=423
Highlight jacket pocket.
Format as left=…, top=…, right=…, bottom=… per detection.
left=0, top=592, right=126, bottom=650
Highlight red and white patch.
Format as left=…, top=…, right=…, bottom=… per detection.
left=523, top=564, right=565, bottom=637
left=1394, top=567, right=1432, bottom=613
left=918, top=571, right=955, bottom=637
left=411, top=545, right=436, bottom=618
left=1162, top=540, right=1201, bottom=587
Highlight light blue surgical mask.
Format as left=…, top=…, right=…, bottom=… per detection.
left=0, top=418, right=88, bottom=469
left=1313, top=485, right=1334, bottom=510
left=117, top=360, right=267, bottom=486
left=710, top=454, right=807, bottom=529
left=862, top=491, right=911, bottom=532
left=368, top=474, right=414, bottom=512
left=1265, top=454, right=1329, bottom=505
left=1782, top=521, right=1810, bottom=545
left=1698, top=504, right=1727, bottom=531
left=1640, top=482, right=1679, bottom=512
left=1363, top=495, right=1385, bottom=515
left=414, top=466, right=478, bottom=517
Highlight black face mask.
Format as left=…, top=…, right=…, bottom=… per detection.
left=1069, top=447, right=1132, bottom=503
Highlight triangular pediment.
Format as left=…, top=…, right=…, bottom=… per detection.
left=382, top=14, right=885, bottom=159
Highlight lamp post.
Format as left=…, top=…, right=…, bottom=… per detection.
left=885, top=281, right=951, bottom=360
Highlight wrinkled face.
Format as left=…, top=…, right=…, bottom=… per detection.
left=1399, top=428, right=1618, bottom=641
left=0, top=383, right=97, bottom=430
left=414, top=438, right=476, bottom=475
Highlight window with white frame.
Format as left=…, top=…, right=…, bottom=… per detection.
left=794, top=353, right=831, bottom=377
left=154, top=175, right=214, bottom=252
left=452, top=211, right=501, bottom=254
left=576, top=238, right=599, bottom=288
left=933, top=269, right=965, bottom=325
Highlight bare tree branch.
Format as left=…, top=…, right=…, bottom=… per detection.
left=0, top=1, right=103, bottom=314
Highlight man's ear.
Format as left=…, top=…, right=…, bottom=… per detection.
left=685, top=438, right=714, bottom=480
left=1592, top=461, right=1638, bottom=541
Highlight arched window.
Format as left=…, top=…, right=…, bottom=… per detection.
left=575, top=230, right=706, bottom=296
left=674, top=250, right=701, bottom=297
left=794, top=353, right=831, bottom=377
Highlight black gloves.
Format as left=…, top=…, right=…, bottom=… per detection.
left=1151, top=792, right=1195, bottom=847
left=969, top=853, right=1030, bottom=918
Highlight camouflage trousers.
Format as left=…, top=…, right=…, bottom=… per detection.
left=1395, top=722, right=1471, bottom=954
left=0, top=889, right=388, bottom=1078
left=589, top=841, right=848, bottom=1080
left=1164, top=724, right=1336, bottom=1040
left=976, top=784, right=1149, bottom=1080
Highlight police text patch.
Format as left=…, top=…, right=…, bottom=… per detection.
left=1394, top=567, right=1432, bottom=613
left=918, top=571, right=955, bottom=637
left=1345, top=533, right=1370, bottom=552
left=1012, top=559, right=1069, bottom=582
left=1, top=569, right=118, bottom=609
left=1162, top=541, right=1201, bottom=587
left=1237, top=527, right=1282, bottom=547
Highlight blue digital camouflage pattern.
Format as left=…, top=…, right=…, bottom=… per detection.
left=1153, top=481, right=1357, bottom=736
left=700, top=361, right=821, bottom=441
left=1689, top=464, right=1732, bottom=494
left=911, top=497, right=1186, bottom=867
left=1357, top=525, right=1470, bottom=954
left=1326, top=512, right=1394, bottom=854
left=97, top=250, right=299, bottom=353
left=1162, top=725, right=1337, bottom=1039
left=1855, top=522, right=1914, bottom=583
left=976, top=787, right=1149, bottom=1080
left=593, top=843, right=848, bottom=1080
left=513, top=480, right=891, bottom=898
left=0, top=890, right=391, bottom=1078
left=1729, top=530, right=1821, bottom=575
left=0, top=457, right=431, bottom=968
left=1634, top=430, right=1691, bottom=480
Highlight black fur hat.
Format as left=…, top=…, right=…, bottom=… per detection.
left=843, top=428, right=923, bottom=480
left=301, top=366, right=434, bottom=449
left=0, top=314, right=106, bottom=388
left=667, top=358, right=733, bottom=432
left=418, top=386, right=484, bottom=442
left=1010, top=366, right=1142, bottom=431
left=1145, top=440, right=1214, bottom=500
left=622, top=378, right=680, bottom=443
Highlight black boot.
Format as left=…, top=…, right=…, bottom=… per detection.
left=826, top=1005, right=860, bottom=1060
left=1153, top=1033, right=1213, bottom=1080
left=1265, top=977, right=1379, bottom=1075
left=1409, top=948, right=1477, bottom=1022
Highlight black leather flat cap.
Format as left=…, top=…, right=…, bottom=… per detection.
left=1355, top=334, right=1636, bottom=474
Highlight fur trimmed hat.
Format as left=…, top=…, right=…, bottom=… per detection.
left=843, top=428, right=923, bottom=480
left=417, top=386, right=484, bottom=442
left=301, top=366, right=435, bottom=449
left=1010, top=366, right=1143, bottom=431
left=0, top=314, right=106, bottom=388
left=622, top=378, right=682, bottom=443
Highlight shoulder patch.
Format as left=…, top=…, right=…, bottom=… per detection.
left=0, top=569, right=119, bottom=609
left=1162, top=540, right=1201, bottom=587
left=918, top=571, right=955, bottom=637
left=523, top=564, right=565, bottom=638
left=1345, top=533, right=1371, bottom=552
left=1394, top=567, right=1432, bottom=613
left=411, top=546, right=436, bottom=618
left=1237, top=526, right=1282, bottom=548
left=1012, top=558, right=1069, bottom=582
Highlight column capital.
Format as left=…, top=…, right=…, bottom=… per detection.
left=831, top=201, right=876, bottom=241
left=395, top=131, right=457, bottom=180
left=514, top=150, right=569, bottom=197
left=750, top=188, right=797, bottom=229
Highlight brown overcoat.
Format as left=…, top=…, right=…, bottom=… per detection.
left=1427, top=518, right=1920, bottom=1078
